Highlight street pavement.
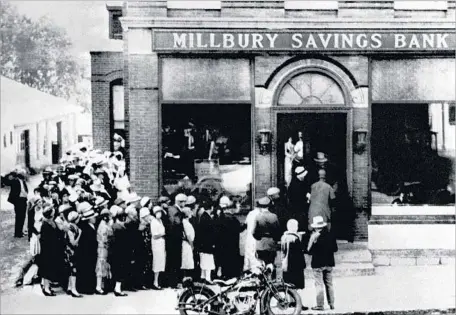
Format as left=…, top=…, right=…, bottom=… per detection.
left=1, top=265, right=454, bottom=314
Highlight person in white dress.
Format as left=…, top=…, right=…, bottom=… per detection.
left=150, top=206, right=166, bottom=290
left=284, top=136, right=295, bottom=188
left=181, top=207, right=195, bottom=277
left=243, top=205, right=261, bottom=272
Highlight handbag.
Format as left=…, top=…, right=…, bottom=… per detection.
left=30, top=233, right=41, bottom=257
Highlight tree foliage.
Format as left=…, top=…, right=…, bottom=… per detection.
left=0, top=1, right=88, bottom=104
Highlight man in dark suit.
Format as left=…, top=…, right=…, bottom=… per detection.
left=252, top=197, right=281, bottom=266
left=165, top=193, right=186, bottom=288
left=7, top=168, right=29, bottom=238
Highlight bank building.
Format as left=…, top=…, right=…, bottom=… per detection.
left=91, top=0, right=455, bottom=271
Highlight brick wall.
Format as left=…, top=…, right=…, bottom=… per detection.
left=90, top=52, right=123, bottom=151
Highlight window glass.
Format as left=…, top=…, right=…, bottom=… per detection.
left=3, top=134, right=6, bottom=148
left=20, top=132, right=25, bottom=151
left=277, top=72, right=345, bottom=106
left=371, top=103, right=455, bottom=206
left=450, top=102, right=455, bottom=126
left=162, top=104, right=252, bottom=210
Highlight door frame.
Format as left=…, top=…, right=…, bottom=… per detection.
left=23, top=130, right=30, bottom=169
left=271, top=107, right=353, bottom=197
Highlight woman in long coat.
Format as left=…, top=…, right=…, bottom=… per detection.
left=150, top=206, right=166, bottom=290
left=39, top=205, right=64, bottom=296
left=195, top=199, right=216, bottom=284
left=95, top=209, right=113, bottom=294
left=110, top=206, right=129, bottom=296
left=138, top=207, right=153, bottom=289
left=280, top=219, right=306, bottom=289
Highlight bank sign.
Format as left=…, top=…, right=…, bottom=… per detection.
left=153, top=30, right=456, bottom=51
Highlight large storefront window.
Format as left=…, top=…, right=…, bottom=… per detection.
left=371, top=102, right=455, bottom=205
left=162, top=104, right=252, bottom=209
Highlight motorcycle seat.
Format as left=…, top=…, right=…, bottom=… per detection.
left=213, top=278, right=237, bottom=287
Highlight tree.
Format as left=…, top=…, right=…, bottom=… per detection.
left=0, top=1, right=86, bottom=103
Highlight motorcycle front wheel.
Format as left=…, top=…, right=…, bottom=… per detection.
left=264, top=287, right=302, bottom=315
left=178, top=285, right=217, bottom=315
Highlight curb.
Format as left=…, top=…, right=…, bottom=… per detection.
left=300, top=309, right=456, bottom=315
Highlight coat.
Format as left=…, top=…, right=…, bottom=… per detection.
left=217, top=211, right=242, bottom=278
left=96, top=220, right=113, bottom=278
left=76, top=222, right=98, bottom=293
left=7, top=176, right=28, bottom=205
left=281, top=232, right=306, bottom=289
left=308, top=229, right=338, bottom=269
left=252, top=210, right=281, bottom=252
left=195, top=211, right=216, bottom=254
left=181, top=218, right=195, bottom=270
left=38, top=219, right=65, bottom=281
left=110, top=221, right=129, bottom=281
left=308, top=180, right=336, bottom=226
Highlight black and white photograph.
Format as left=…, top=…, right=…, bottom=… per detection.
left=0, top=0, right=455, bottom=314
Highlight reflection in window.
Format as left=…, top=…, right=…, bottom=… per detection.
left=371, top=103, right=455, bottom=206
left=162, top=104, right=252, bottom=210
left=277, top=72, right=345, bottom=106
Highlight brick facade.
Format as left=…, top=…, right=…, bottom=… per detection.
left=91, top=1, right=455, bottom=242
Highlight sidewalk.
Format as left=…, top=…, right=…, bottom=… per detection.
left=1, top=265, right=454, bottom=314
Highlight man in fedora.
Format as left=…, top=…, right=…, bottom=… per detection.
left=287, top=165, right=312, bottom=233
left=308, top=170, right=335, bottom=232
left=6, top=167, right=29, bottom=238
left=165, top=193, right=186, bottom=288
left=307, top=216, right=338, bottom=311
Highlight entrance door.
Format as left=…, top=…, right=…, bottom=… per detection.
left=277, top=112, right=353, bottom=240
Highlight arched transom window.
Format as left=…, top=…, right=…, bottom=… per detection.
left=277, top=72, right=345, bottom=106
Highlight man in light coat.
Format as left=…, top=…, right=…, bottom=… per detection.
left=308, top=170, right=336, bottom=231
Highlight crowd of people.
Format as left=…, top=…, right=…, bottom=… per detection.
left=8, top=136, right=338, bottom=310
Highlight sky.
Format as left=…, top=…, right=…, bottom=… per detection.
left=11, top=1, right=123, bottom=72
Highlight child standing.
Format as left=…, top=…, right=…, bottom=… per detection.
left=307, top=216, right=338, bottom=311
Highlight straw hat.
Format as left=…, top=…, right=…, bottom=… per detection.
left=310, top=216, right=327, bottom=229
left=81, top=208, right=99, bottom=221
left=110, top=205, right=122, bottom=218
left=67, top=211, right=80, bottom=223
left=219, top=196, right=232, bottom=208
left=256, top=197, right=271, bottom=208
left=90, top=179, right=104, bottom=192
left=152, top=205, right=165, bottom=215
left=114, top=197, right=126, bottom=206
left=158, top=196, right=170, bottom=204
left=58, top=204, right=73, bottom=214
left=77, top=201, right=93, bottom=214
left=140, top=196, right=151, bottom=208
left=175, top=193, right=187, bottom=203
left=295, top=166, right=306, bottom=175
left=126, top=192, right=141, bottom=204
left=314, top=152, right=328, bottom=163
left=185, top=195, right=196, bottom=206
left=94, top=196, right=109, bottom=208
left=100, top=208, right=111, bottom=217
left=267, top=187, right=280, bottom=196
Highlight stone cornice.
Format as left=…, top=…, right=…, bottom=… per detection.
left=120, top=17, right=456, bottom=30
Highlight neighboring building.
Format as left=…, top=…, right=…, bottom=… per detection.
left=1, top=76, right=85, bottom=174
left=91, top=1, right=455, bottom=267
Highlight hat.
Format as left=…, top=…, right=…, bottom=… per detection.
left=185, top=195, right=196, bottom=206
left=48, top=181, right=57, bottom=186
left=126, top=192, right=141, bottom=204
left=110, top=205, right=122, bottom=218
left=67, top=211, right=80, bottom=223
left=314, top=152, right=328, bottom=163
left=158, top=196, right=170, bottom=204
left=295, top=166, right=306, bottom=175
left=68, top=174, right=79, bottom=180
left=219, top=196, right=232, bottom=208
left=94, top=196, right=109, bottom=208
left=310, top=216, right=327, bottom=229
left=94, top=168, right=106, bottom=175
left=77, top=201, right=93, bottom=214
left=81, top=208, right=99, bottom=221
left=125, top=205, right=137, bottom=217
left=152, top=205, right=165, bottom=215
left=58, top=204, right=73, bottom=214
left=113, top=133, right=123, bottom=142
left=257, top=197, right=271, bottom=208
left=60, top=188, right=70, bottom=197
left=139, top=207, right=150, bottom=219
left=90, top=180, right=104, bottom=192
left=42, top=205, right=54, bottom=218
left=140, top=196, right=151, bottom=208
left=267, top=187, right=280, bottom=196
left=43, top=167, right=53, bottom=174
left=100, top=208, right=111, bottom=217
left=175, top=193, right=187, bottom=203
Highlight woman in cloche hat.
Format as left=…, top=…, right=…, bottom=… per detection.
left=150, top=206, right=166, bottom=290
left=64, top=211, right=83, bottom=298
left=95, top=208, right=113, bottom=295
left=138, top=207, right=153, bottom=289
left=110, top=206, right=129, bottom=296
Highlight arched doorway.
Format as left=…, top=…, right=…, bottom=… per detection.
left=272, top=68, right=354, bottom=240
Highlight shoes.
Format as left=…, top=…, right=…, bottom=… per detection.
left=70, top=291, right=83, bottom=298
left=151, top=285, right=162, bottom=290
left=41, top=288, right=55, bottom=297
left=114, top=291, right=128, bottom=297
left=301, top=306, right=309, bottom=311
left=330, top=305, right=335, bottom=310
left=15, top=279, right=23, bottom=287
left=95, top=289, right=107, bottom=295
left=311, top=306, right=325, bottom=311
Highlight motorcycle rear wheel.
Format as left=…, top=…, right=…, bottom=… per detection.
left=265, top=287, right=302, bottom=315
left=178, top=286, right=217, bottom=315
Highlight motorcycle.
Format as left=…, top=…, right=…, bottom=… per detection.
left=177, top=263, right=302, bottom=315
